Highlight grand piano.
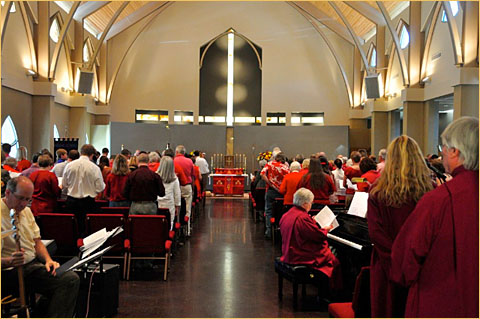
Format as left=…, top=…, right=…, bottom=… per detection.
left=326, top=211, right=372, bottom=301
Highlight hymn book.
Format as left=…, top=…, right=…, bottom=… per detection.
left=313, top=206, right=339, bottom=231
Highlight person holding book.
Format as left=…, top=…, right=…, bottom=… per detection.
left=279, top=188, right=339, bottom=281
left=366, top=135, right=433, bottom=317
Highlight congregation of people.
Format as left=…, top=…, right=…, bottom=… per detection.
left=1, top=143, right=209, bottom=317
left=253, top=116, right=478, bottom=318
left=0, top=116, right=478, bottom=318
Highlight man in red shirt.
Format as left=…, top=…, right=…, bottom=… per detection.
left=174, top=145, right=195, bottom=236
left=261, top=152, right=289, bottom=239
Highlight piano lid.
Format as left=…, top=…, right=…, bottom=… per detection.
left=329, top=213, right=371, bottom=248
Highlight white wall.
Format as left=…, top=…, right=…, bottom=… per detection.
left=108, top=1, right=353, bottom=125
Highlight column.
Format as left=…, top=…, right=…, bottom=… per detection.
left=349, top=119, right=370, bottom=153
left=387, top=110, right=401, bottom=142
left=69, top=107, right=90, bottom=146
left=403, top=101, right=425, bottom=151
left=371, top=111, right=388, bottom=156
left=423, top=100, right=439, bottom=156
left=408, top=1, right=422, bottom=87
left=32, top=93, right=55, bottom=153
left=453, top=84, right=479, bottom=119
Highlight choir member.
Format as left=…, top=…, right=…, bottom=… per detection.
left=391, top=117, right=479, bottom=317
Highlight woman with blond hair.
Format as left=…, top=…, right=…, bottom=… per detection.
left=104, top=154, right=130, bottom=207
left=157, top=156, right=181, bottom=230
left=367, top=135, right=433, bottom=317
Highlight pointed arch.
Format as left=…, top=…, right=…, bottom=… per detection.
left=1, top=116, right=19, bottom=158
left=420, top=1, right=443, bottom=81
left=51, top=11, right=75, bottom=90
left=106, top=3, right=172, bottom=103
left=293, top=3, right=354, bottom=107
left=53, top=124, right=60, bottom=139
left=385, top=19, right=409, bottom=94
left=17, top=1, right=37, bottom=73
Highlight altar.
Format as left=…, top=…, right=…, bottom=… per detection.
left=209, top=155, right=248, bottom=196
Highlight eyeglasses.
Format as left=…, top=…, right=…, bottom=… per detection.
left=12, top=193, right=33, bottom=205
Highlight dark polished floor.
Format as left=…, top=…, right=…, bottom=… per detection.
left=116, top=198, right=328, bottom=318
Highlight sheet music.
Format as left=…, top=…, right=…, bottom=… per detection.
left=68, top=246, right=112, bottom=272
left=314, top=206, right=339, bottom=231
left=347, top=192, right=369, bottom=218
left=81, top=226, right=123, bottom=259
left=346, top=178, right=358, bottom=190
left=82, top=228, right=107, bottom=247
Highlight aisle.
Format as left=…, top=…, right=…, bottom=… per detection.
left=116, top=198, right=328, bottom=318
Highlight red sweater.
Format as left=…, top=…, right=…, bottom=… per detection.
left=279, top=171, right=303, bottom=205
left=104, top=174, right=129, bottom=202
left=30, top=170, right=61, bottom=215
left=17, top=159, right=31, bottom=172
left=298, top=174, right=336, bottom=201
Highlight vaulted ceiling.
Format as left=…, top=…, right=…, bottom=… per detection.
left=55, top=1, right=409, bottom=42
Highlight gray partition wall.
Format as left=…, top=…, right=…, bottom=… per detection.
left=110, top=122, right=226, bottom=157
left=234, top=126, right=349, bottom=174
left=110, top=123, right=349, bottom=175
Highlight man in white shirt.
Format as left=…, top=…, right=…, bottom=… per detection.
left=1, top=177, right=80, bottom=317
left=51, top=149, right=79, bottom=178
left=377, top=148, right=386, bottom=174
left=63, top=144, right=105, bottom=235
left=194, top=151, right=210, bottom=192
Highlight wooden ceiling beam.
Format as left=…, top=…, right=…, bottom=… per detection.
left=344, top=1, right=385, bottom=26
left=106, top=1, right=170, bottom=41
left=292, top=1, right=358, bottom=46
left=74, top=1, right=110, bottom=21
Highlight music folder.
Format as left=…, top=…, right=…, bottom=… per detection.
left=56, top=246, right=113, bottom=277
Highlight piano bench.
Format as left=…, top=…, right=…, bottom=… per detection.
left=274, top=257, right=329, bottom=310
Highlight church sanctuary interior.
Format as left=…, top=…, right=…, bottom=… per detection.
left=1, top=1, right=479, bottom=318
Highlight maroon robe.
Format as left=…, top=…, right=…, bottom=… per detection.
left=279, top=205, right=337, bottom=277
left=391, top=166, right=479, bottom=317
left=367, top=194, right=415, bottom=317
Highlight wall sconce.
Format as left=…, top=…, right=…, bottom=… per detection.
left=25, top=69, right=37, bottom=77
left=421, top=76, right=431, bottom=83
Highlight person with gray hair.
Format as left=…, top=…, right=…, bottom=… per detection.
left=377, top=148, right=387, bottom=173
left=148, top=151, right=161, bottom=172
left=16, top=146, right=31, bottom=171
left=279, top=188, right=339, bottom=284
left=174, top=145, right=195, bottom=236
left=3, top=157, right=19, bottom=174
left=279, top=161, right=303, bottom=205
left=157, top=156, right=181, bottom=230
left=1, top=176, right=80, bottom=317
left=391, top=116, right=479, bottom=318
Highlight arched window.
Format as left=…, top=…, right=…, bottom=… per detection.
left=83, top=42, right=90, bottom=63
left=442, top=1, right=459, bottom=22
left=1, top=2, right=16, bottom=13
left=399, top=25, right=409, bottom=49
left=50, top=17, right=60, bottom=43
left=1, top=116, right=19, bottom=158
left=370, top=48, right=377, bottom=68
left=53, top=124, right=60, bottom=139
left=85, top=133, right=89, bottom=144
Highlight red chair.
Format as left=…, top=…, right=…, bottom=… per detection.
left=126, top=215, right=172, bottom=281
left=328, top=266, right=371, bottom=318
left=36, top=213, right=79, bottom=257
left=86, top=214, right=129, bottom=279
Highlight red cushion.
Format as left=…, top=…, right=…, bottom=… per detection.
left=270, top=217, right=275, bottom=224
left=175, top=222, right=181, bottom=229
left=77, top=238, right=84, bottom=248
left=328, top=302, right=354, bottom=318
left=184, top=216, right=189, bottom=222
left=165, top=240, right=172, bottom=251
left=169, top=230, right=175, bottom=239
left=124, top=239, right=130, bottom=249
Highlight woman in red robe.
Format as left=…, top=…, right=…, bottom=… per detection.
left=367, top=135, right=433, bottom=317
left=343, top=151, right=362, bottom=194
left=30, top=155, right=61, bottom=215
left=279, top=188, right=339, bottom=280
left=391, top=117, right=479, bottom=317
left=16, top=146, right=31, bottom=172
left=297, top=157, right=336, bottom=208
left=357, top=157, right=380, bottom=192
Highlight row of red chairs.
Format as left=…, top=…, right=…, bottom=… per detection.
left=36, top=212, right=175, bottom=281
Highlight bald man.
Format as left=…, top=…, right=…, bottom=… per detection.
left=1, top=176, right=80, bottom=317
